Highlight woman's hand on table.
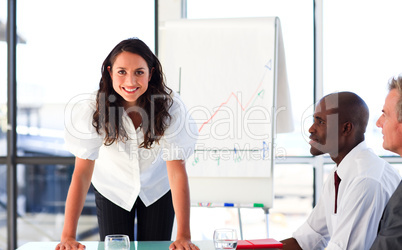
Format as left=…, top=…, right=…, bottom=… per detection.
left=169, top=238, right=200, bottom=250
left=55, top=238, right=86, bottom=250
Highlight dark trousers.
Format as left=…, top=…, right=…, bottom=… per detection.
left=94, top=188, right=175, bottom=241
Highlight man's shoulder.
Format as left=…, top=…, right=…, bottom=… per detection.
left=351, top=147, right=399, bottom=180
left=382, top=181, right=402, bottom=218
left=353, top=147, right=389, bottom=168
left=393, top=181, right=402, bottom=197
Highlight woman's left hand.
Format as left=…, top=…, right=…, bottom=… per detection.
left=169, top=238, right=200, bottom=250
left=167, top=161, right=199, bottom=250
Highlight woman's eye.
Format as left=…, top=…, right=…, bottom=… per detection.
left=136, top=71, right=144, bottom=75
left=118, top=70, right=126, bottom=75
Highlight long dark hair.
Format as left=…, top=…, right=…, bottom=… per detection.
left=92, top=38, right=173, bottom=148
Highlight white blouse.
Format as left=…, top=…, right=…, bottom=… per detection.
left=64, top=91, right=198, bottom=211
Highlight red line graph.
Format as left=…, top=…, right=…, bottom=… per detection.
left=198, top=60, right=272, bottom=132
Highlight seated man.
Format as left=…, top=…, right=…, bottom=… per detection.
left=281, top=92, right=401, bottom=250
left=370, top=74, right=402, bottom=249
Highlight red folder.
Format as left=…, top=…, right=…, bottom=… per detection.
left=237, top=239, right=283, bottom=249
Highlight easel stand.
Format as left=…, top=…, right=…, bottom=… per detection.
left=263, top=207, right=270, bottom=238
left=237, top=207, right=270, bottom=240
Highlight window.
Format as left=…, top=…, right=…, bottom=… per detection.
left=0, top=0, right=6, bottom=157
left=0, top=164, right=6, bottom=249
left=323, top=0, right=402, bottom=156
left=16, top=164, right=98, bottom=245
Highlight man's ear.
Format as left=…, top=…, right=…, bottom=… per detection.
left=342, top=122, right=353, bottom=135
left=397, top=122, right=402, bottom=134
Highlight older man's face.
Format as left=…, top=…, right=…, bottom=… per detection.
left=376, top=89, right=402, bottom=155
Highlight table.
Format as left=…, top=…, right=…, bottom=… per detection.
left=17, top=241, right=215, bottom=250
left=17, top=240, right=282, bottom=249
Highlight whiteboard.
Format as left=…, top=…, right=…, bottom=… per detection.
left=159, top=17, right=290, bottom=209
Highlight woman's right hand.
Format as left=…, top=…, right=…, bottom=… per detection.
left=55, top=238, right=86, bottom=250
left=57, top=158, right=94, bottom=250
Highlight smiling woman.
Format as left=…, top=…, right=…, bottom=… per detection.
left=59, top=37, right=199, bottom=250
left=93, top=38, right=174, bottom=148
left=109, top=52, right=151, bottom=107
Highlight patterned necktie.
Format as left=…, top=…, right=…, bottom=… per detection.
left=334, top=171, right=341, bottom=213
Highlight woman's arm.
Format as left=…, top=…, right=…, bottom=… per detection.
left=166, top=160, right=199, bottom=250
left=55, top=157, right=95, bottom=250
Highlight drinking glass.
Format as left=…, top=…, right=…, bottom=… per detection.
left=104, top=234, right=130, bottom=250
left=213, top=228, right=238, bottom=250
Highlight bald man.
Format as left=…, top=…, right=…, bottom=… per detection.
left=281, top=92, right=400, bottom=250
